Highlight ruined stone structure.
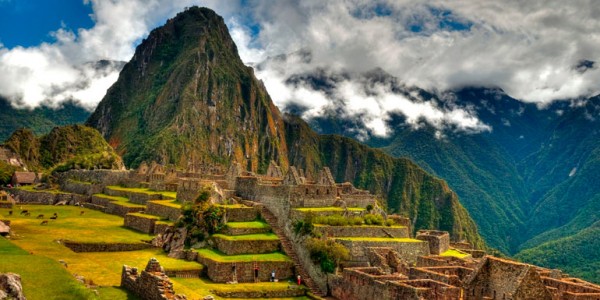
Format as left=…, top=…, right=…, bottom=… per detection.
left=121, top=258, right=186, bottom=300
left=416, top=230, right=450, bottom=255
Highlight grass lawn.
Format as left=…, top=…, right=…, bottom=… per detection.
left=0, top=205, right=200, bottom=288
left=335, top=237, right=423, bottom=242
left=196, top=249, right=291, bottom=263
left=149, top=200, right=181, bottom=209
left=17, top=185, right=69, bottom=195
left=105, top=186, right=176, bottom=199
left=94, top=194, right=145, bottom=208
left=173, top=277, right=308, bottom=300
left=126, top=212, right=161, bottom=220
left=294, top=207, right=365, bottom=212
left=212, top=233, right=279, bottom=241
left=441, top=249, right=470, bottom=259
left=225, top=221, right=270, bottom=229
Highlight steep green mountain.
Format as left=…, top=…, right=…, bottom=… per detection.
left=3, top=125, right=123, bottom=172
left=0, top=97, right=90, bottom=142
left=86, top=7, right=483, bottom=247
left=87, top=7, right=288, bottom=172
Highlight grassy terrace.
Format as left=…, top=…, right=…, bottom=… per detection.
left=196, top=248, right=290, bottom=262
left=126, top=212, right=161, bottom=220
left=173, top=277, right=307, bottom=300
left=149, top=199, right=182, bottom=208
left=94, top=193, right=146, bottom=208
left=212, top=233, right=279, bottom=241
left=335, top=237, right=423, bottom=242
left=16, top=185, right=69, bottom=195
left=294, top=207, right=365, bottom=212
left=106, top=186, right=176, bottom=199
left=0, top=205, right=201, bottom=298
left=225, top=221, right=270, bottom=229
left=441, top=249, right=470, bottom=259
left=215, top=204, right=247, bottom=208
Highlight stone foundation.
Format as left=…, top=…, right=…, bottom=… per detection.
left=105, top=202, right=145, bottom=217
left=197, top=256, right=293, bottom=283
left=416, top=230, right=450, bottom=255
left=314, top=225, right=409, bottom=238
left=220, top=225, right=271, bottom=236
left=213, top=286, right=305, bottom=298
left=224, top=206, right=260, bottom=222
left=335, top=238, right=430, bottom=264
left=121, top=258, right=186, bottom=300
left=124, top=213, right=160, bottom=234
left=213, top=235, right=280, bottom=255
left=0, top=201, right=12, bottom=209
left=146, top=201, right=181, bottom=221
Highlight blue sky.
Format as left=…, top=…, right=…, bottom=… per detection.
left=0, top=0, right=94, bottom=48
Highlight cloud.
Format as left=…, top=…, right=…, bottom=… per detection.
left=0, top=0, right=240, bottom=109
left=1, top=0, right=598, bottom=136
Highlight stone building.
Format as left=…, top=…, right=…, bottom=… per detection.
left=121, top=258, right=186, bottom=300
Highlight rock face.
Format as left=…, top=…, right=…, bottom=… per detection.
left=87, top=6, right=483, bottom=247
left=0, top=273, right=26, bottom=300
left=0, top=221, right=9, bottom=236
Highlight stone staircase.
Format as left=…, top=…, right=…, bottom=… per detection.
left=253, top=202, right=327, bottom=297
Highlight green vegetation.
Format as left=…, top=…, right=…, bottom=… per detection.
left=0, top=160, right=17, bottom=184
left=17, top=185, right=69, bottom=195
left=212, top=233, right=279, bottom=241
left=196, top=248, right=290, bottom=262
left=172, top=277, right=307, bottom=300
left=149, top=200, right=182, bottom=208
left=0, top=97, right=90, bottom=142
left=306, top=238, right=349, bottom=273
left=225, top=221, right=270, bottom=229
left=126, top=212, right=161, bottom=220
left=441, top=249, right=470, bottom=259
left=3, top=125, right=122, bottom=173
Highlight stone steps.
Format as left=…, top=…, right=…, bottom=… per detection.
left=257, top=204, right=327, bottom=297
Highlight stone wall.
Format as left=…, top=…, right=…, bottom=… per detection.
left=11, top=189, right=86, bottom=205
left=416, top=230, right=450, bottom=255
left=197, top=257, right=293, bottom=283
left=121, top=258, right=186, bottom=300
left=60, top=180, right=103, bottom=196
left=225, top=206, right=260, bottom=222
left=105, top=202, right=145, bottom=217
left=314, top=225, right=409, bottom=238
left=221, top=225, right=270, bottom=236
left=154, top=222, right=174, bottom=235
left=146, top=201, right=181, bottom=221
left=212, top=236, right=280, bottom=255
left=63, top=240, right=152, bottom=252
left=335, top=238, right=430, bottom=264
left=0, top=201, right=12, bottom=209
left=214, top=287, right=305, bottom=298
left=124, top=214, right=159, bottom=234
left=57, top=169, right=131, bottom=186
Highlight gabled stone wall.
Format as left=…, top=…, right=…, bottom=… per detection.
left=121, top=258, right=186, bottom=300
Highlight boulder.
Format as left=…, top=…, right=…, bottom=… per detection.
left=0, top=222, right=9, bottom=237
left=0, top=273, right=26, bottom=300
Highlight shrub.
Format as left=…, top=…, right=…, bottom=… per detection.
left=306, top=238, right=350, bottom=273
left=364, top=214, right=384, bottom=226
left=385, top=219, right=395, bottom=227
left=366, top=204, right=374, bottom=212
left=293, top=219, right=314, bottom=236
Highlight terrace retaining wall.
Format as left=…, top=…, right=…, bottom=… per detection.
left=146, top=201, right=181, bottom=221
left=213, top=236, right=280, bottom=255
left=124, top=214, right=158, bottom=234
left=314, top=226, right=409, bottom=238
left=63, top=240, right=152, bottom=252
left=197, top=257, right=293, bottom=283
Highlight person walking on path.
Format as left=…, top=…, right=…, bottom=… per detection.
left=297, top=275, right=301, bottom=285
left=271, top=270, right=275, bottom=282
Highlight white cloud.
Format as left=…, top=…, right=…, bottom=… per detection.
left=0, top=0, right=598, bottom=136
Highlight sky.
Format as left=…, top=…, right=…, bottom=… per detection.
left=0, top=0, right=599, bottom=137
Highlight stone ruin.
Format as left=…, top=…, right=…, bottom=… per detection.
left=0, top=273, right=26, bottom=300
left=121, top=258, right=186, bottom=300
left=416, top=230, right=450, bottom=255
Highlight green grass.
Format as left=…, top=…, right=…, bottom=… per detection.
left=196, top=249, right=291, bottom=263
left=215, top=204, right=246, bottom=208
left=212, top=233, right=279, bottom=241
left=294, top=207, right=365, bottom=212
left=335, top=237, right=423, bottom=242
left=225, top=221, right=270, bottom=229
left=126, top=212, right=161, bottom=220
left=106, top=186, right=176, bottom=199
left=0, top=237, right=98, bottom=300
left=149, top=200, right=181, bottom=208
left=94, top=194, right=145, bottom=208
left=172, top=277, right=308, bottom=300
left=0, top=205, right=200, bottom=289
left=17, top=185, right=69, bottom=195
left=440, top=249, right=470, bottom=259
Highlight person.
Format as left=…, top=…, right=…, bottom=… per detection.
left=271, top=270, right=275, bottom=282
left=254, top=266, right=259, bottom=282
left=297, top=274, right=301, bottom=285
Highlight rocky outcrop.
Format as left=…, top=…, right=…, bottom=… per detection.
left=0, top=221, right=9, bottom=236
left=0, top=273, right=26, bottom=300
